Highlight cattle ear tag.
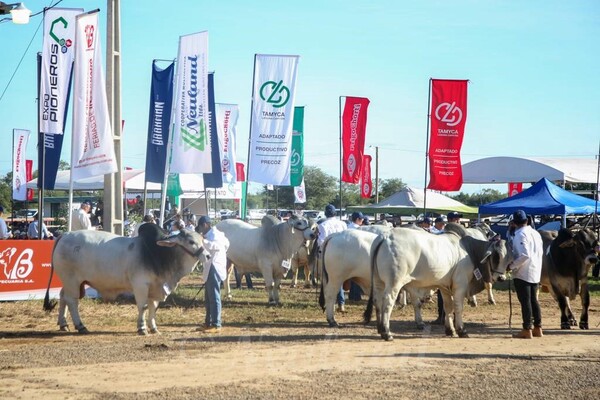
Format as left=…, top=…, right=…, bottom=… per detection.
left=473, top=268, right=483, bottom=281
left=281, top=259, right=291, bottom=271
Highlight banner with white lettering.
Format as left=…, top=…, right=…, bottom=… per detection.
left=145, top=61, right=175, bottom=184
left=341, top=96, right=370, bottom=184
left=26, top=160, right=34, bottom=201
left=427, top=79, right=468, bottom=191
left=294, top=179, right=306, bottom=204
left=40, top=7, right=82, bottom=134
left=360, top=154, right=373, bottom=199
left=248, top=54, right=299, bottom=185
left=71, top=11, right=118, bottom=180
left=203, top=73, right=223, bottom=188
left=12, top=129, right=30, bottom=201
left=508, top=182, right=523, bottom=197
left=216, top=103, right=239, bottom=184
left=171, top=31, right=211, bottom=174
left=290, top=106, right=304, bottom=187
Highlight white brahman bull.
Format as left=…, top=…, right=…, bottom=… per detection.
left=44, top=223, right=208, bottom=335
left=217, top=215, right=316, bottom=305
left=364, top=224, right=511, bottom=341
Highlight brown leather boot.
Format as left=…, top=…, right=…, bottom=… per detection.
left=532, top=326, right=543, bottom=337
left=512, top=329, right=533, bottom=339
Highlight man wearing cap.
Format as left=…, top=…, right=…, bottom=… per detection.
left=418, top=217, right=432, bottom=232
left=71, top=201, right=94, bottom=231
left=0, top=206, right=10, bottom=239
left=430, top=217, right=446, bottom=234
left=318, top=204, right=348, bottom=312
left=508, top=209, right=544, bottom=339
left=348, top=212, right=364, bottom=229
left=196, top=216, right=230, bottom=333
left=447, top=211, right=463, bottom=224
left=27, top=214, right=53, bottom=239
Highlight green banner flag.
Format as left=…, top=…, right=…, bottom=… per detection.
left=290, top=106, right=304, bottom=187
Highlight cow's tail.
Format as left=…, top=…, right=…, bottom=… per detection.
left=318, top=238, right=331, bottom=311
left=363, top=234, right=385, bottom=325
left=43, top=235, right=62, bottom=312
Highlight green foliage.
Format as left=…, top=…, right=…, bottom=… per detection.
left=450, top=188, right=505, bottom=206
left=379, top=178, right=407, bottom=200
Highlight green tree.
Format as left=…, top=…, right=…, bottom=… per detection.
left=451, top=188, right=505, bottom=207
left=379, top=178, right=407, bottom=200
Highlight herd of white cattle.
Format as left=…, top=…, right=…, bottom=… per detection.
left=44, top=215, right=599, bottom=341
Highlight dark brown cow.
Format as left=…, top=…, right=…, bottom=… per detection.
left=540, top=228, right=599, bottom=329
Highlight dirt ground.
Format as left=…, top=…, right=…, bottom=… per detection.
left=1, top=278, right=599, bottom=400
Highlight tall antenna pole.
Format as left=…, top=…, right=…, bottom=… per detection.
left=423, top=78, right=432, bottom=215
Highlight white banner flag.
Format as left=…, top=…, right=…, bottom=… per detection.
left=12, top=129, right=30, bottom=201
left=170, top=31, right=211, bottom=173
left=248, top=54, right=299, bottom=185
left=216, top=103, right=238, bottom=184
left=39, top=7, right=83, bottom=134
left=294, top=179, right=306, bottom=204
left=71, top=11, right=117, bottom=180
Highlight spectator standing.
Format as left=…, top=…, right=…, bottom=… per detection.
left=71, top=201, right=94, bottom=231
left=196, top=216, right=229, bottom=333
left=509, top=210, right=544, bottom=339
left=318, top=204, right=348, bottom=312
left=0, top=206, right=10, bottom=239
left=27, top=215, right=53, bottom=239
left=348, top=212, right=364, bottom=229
left=430, top=217, right=446, bottom=234
left=347, top=211, right=365, bottom=301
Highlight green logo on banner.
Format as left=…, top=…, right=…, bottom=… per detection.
left=181, top=119, right=207, bottom=151
left=260, top=80, right=290, bottom=108
left=290, top=106, right=304, bottom=187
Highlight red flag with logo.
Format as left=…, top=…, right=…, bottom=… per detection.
left=427, top=79, right=468, bottom=191
left=360, top=155, right=372, bottom=198
left=508, top=182, right=523, bottom=196
left=236, top=163, right=245, bottom=182
left=26, top=160, right=33, bottom=201
left=342, top=97, right=370, bottom=183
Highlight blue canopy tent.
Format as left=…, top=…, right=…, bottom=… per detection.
left=479, top=178, right=598, bottom=228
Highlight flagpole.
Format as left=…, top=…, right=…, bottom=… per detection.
left=36, top=52, right=45, bottom=239
left=594, top=140, right=600, bottom=231
left=243, top=54, right=258, bottom=218
left=423, top=78, right=432, bottom=216
left=339, top=96, right=343, bottom=220
left=159, top=58, right=178, bottom=228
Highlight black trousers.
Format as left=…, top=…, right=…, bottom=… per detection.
left=514, top=278, right=542, bottom=330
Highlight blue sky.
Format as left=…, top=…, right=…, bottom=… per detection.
left=0, top=0, right=598, bottom=195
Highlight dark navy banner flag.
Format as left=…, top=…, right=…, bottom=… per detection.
left=145, top=61, right=175, bottom=183
left=37, top=53, right=68, bottom=190
left=203, top=72, right=223, bottom=188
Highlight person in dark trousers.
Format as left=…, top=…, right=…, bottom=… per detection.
left=508, top=210, right=544, bottom=339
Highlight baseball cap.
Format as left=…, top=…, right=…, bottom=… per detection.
left=422, top=217, right=431, bottom=224
left=325, top=204, right=336, bottom=217
left=197, top=215, right=211, bottom=226
left=434, top=216, right=445, bottom=224
left=512, top=210, right=528, bottom=224
left=447, top=211, right=462, bottom=220
left=0, top=206, right=3, bottom=213
left=82, top=200, right=92, bottom=206
left=351, top=212, right=364, bottom=221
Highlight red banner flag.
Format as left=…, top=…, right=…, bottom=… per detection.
left=508, top=182, right=523, bottom=196
left=427, top=79, right=468, bottom=191
left=360, top=155, right=373, bottom=198
left=25, top=160, right=33, bottom=201
left=235, top=163, right=245, bottom=182
left=342, top=97, right=370, bottom=183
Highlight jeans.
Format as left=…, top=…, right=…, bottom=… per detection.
left=514, top=278, right=542, bottom=330
left=337, top=287, right=345, bottom=306
left=234, top=267, right=253, bottom=289
left=204, top=266, right=222, bottom=328
left=437, top=289, right=445, bottom=320
left=349, top=281, right=363, bottom=301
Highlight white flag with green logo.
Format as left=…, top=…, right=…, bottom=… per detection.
left=248, top=54, right=299, bottom=185
left=171, top=31, right=212, bottom=174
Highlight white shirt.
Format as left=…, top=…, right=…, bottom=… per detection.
left=202, top=227, right=230, bottom=282
left=317, top=217, right=347, bottom=247
left=27, top=220, right=52, bottom=239
left=71, top=208, right=93, bottom=231
left=347, top=222, right=361, bottom=230
left=510, top=225, right=543, bottom=283
left=0, top=217, right=9, bottom=239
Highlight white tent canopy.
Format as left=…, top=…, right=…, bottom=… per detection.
left=462, top=157, right=598, bottom=184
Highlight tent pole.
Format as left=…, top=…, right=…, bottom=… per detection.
left=423, top=78, right=432, bottom=216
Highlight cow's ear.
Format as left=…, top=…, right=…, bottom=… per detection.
left=157, top=239, right=177, bottom=247
left=558, top=239, right=576, bottom=249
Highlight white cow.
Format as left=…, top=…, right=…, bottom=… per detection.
left=217, top=215, right=316, bottom=305
left=44, top=223, right=208, bottom=335
left=364, top=225, right=511, bottom=341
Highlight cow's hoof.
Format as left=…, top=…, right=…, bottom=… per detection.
left=137, top=328, right=148, bottom=336
left=149, top=328, right=161, bottom=335
left=381, top=332, right=394, bottom=341
left=579, top=321, right=589, bottom=330
left=445, top=327, right=457, bottom=337
left=560, top=322, right=571, bottom=330
left=458, top=330, right=469, bottom=338
left=569, top=319, right=578, bottom=327
left=467, top=299, right=477, bottom=308
left=415, top=323, right=425, bottom=331
left=77, top=326, right=90, bottom=334
left=328, top=320, right=339, bottom=328
left=59, top=325, right=69, bottom=332
left=488, top=299, right=496, bottom=306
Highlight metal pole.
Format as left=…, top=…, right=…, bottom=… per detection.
left=243, top=55, right=258, bottom=217
left=36, top=52, right=45, bottom=239
left=375, top=145, right=379, bottom=203
left=423, top=78, right=433, bottom=215
left=339, top=96, right=343, bottom=220
left=104, top=0, right=123, bottom=235
left=594, top=140, right=600, bottom=231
